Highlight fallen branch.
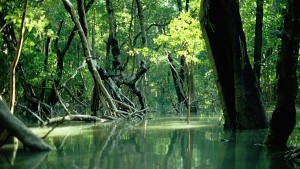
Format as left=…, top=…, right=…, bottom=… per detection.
left=46, top=114, right=107, bottom=124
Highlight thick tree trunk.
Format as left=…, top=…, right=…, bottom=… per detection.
left=200, top=0, right=267, bottom=129
left=254, top=0, right=264, bottom=88
left=265, top=0, right=299, bottom=148
left=0, top=96, right=52, bottom=151
left=200, top=0, right=236, bottom=128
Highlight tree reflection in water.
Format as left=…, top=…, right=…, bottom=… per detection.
left=0, top=118, right=299, bottom=169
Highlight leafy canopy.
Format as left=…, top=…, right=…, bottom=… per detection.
left=153, top=12, right=204, bottom=63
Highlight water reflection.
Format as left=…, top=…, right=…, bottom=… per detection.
left=0, top=118, right=300, bottom=169
left=0, top=150, right=49, bottom=169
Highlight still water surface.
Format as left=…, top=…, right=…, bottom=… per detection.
left=1, top=117, right=300, bottom=169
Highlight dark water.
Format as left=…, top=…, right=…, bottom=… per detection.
left=1, top=117, right=300, bottom=169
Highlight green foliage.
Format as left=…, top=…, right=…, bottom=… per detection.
left=154, top=12, right=204, bottom=63
left=1, top=0, right=294, bottom=119
left=240, top=0, right=286, bottom=106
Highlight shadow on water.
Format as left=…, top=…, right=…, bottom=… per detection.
left=0, top=150, right=49, bottom=169
left=1, top=117, right=300, bottom=169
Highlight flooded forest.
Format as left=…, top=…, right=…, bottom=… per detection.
left=0, top=0, right=299, bottom=168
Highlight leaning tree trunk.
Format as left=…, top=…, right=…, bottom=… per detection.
left=200, top=0, right=267, bottom=129
left=47, top=0, right=95, bottom=110
left=0, top=0, right=27, bottom=146
left=62, top=0, right=130, bottom=117
left=0, top=96, right=52, bottom=151
left=265, top=0, right=299, bottom=148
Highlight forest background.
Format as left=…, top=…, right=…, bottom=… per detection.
left=0, top=0, right=299, bottom=125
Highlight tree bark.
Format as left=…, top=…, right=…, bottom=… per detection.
left=41, top=37, right=51, bottom=103
left=62, top=0, right=118, bottom=113
left=77, top=0, right=89, bottom=39
left=200, top=0, right=267, bottom=129
left=187, top=62, right=197, bottom=114
left=167, top=54, right=188, bottom=114
left=9, top=0, right=27, bottom=114
left=47, top=0, right=95, bottom=108
left=0, top=96, right=52, bottom=151
left=254, top=0, right=264, bottom=88
left=135, top=0, right=147, bottom=47
left=265, top=0, right=299, bottom=148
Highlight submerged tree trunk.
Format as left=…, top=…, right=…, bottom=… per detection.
left=200, top=0, right=267, bottom=129
left=265, top=0, right=299, bottom=148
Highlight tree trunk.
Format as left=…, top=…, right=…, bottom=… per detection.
left=187, top=62, right=197, bottom=114
left=200, top=0, right=267, bottom=129
left=9, top=0, right=27, bottom=114
left=265, top=0, right=299, bottom=148
left=167, top=54, right=188, bottom=114
left=41, top=37, right=51, bottom=103
left=47, top=0, right=95, bottom=109
left=62, top=0, right=119, bottom=114
left=254, top=0, right=264, bottom=88
left=185, top=0, right=189, bottom=11
left=177, top=0, right=183, bottom=12
left=0, top=0, right=39, bottom=118
left=135, top=0, right=147, bottom=47
left=0, top=96, right=52, bottom=151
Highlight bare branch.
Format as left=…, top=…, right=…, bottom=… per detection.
left=18, top=104, right=46, bottom=125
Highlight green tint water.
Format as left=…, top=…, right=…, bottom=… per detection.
left=1, top=117, right=300, bottom=169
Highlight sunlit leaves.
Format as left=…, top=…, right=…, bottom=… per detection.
left=153, top=12, right=204, bottom=63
